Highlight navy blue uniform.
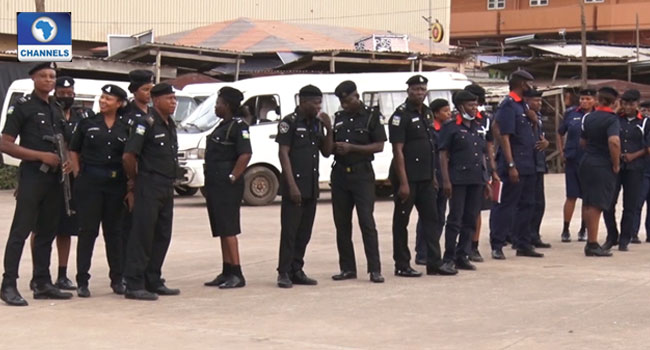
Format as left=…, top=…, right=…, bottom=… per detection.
left=489, top=92, right=537, bottom=251
left=634, top=136, right=650, bottom=241
left=558, top=107, right=587, bottom=199
left=531, top=115, right=547, bottom=242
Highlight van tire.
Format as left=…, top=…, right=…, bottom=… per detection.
left=243, top=166, right=279, bottom=206
left=175, top=185, right=198, bottom=197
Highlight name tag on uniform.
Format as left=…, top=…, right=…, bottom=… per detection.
left=412, top=117, right=420, bottom=122
left=87, top=127, right=100, bottom=131
left=296, top=127, right=307, bottom=132
left=155, top=133, right=166, bottom=139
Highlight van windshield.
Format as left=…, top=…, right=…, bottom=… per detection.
left=178, top=94, right=219, bottom=133
left=172, top=95, right=198, bottom=123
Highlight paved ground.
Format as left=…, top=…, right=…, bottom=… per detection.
left=1, top=173, right=650, bottom=349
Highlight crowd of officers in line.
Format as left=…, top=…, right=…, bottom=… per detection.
left=0, top=62, right=646, bottom=307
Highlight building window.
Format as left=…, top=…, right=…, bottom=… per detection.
left=530, top=0, right=549, bottom=6
left=584, top=0, right=604, bottom=3
left=487, top=0, right=506, bottom=10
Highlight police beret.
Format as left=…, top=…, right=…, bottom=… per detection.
left=299, top=85, right=322, bottom=98
left=598, top=86, right=619, bottom=98
left=464, top=84, right=485, bottom=98
left=150, top=83, right=175, bottom=97
left=429, top=98, right=449, bottom=113
left=454, top=90, right=478, bottom=103
left=56, top=76, right=75, bottom=88
left=406, top=75, right=428, bottom=85
left=28, top=62, right=57, bottom=75
left=334, top=80, right=357, bottom=99
left=579, top=88, right=597, bottom=96
left=511, top=70, right=534, bottom=81
left=218, top=86, right=244, bottom=106
left=101, top=84, right=127, bottom=100
left=621, top=89, right=641, bottom=102
left=640, top=100, right=650, bottom=108
left=523, top=89, right=543, bottom=98
left=128, top=69, right=155, bottom=93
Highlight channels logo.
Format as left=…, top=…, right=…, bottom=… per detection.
left=17, top=12, right=71, bottom=62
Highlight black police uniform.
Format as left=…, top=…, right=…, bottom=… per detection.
left=531, top=114, right=547, bottom=243
left=70, top=113, right=130, bottom=288
left=558, top=106, right=587, bottom=199
left=578, top=107, right=620, bottom=211
left=634, top=133, right=650, bottom=242
left=489, top=92, right=538, bottom=251
left=603, top=111, right=650, bottom=248
left=275, top=108, right=325, bottom=274
left=123, top=109, right=179, bottom=291
left=204, top=118, right=252, bottom=237
left=331, top=104, right=385, bottom=274
left=439, top=114, right=488, bottom=263
left=1, top=93, right=66, bottom=289
left=388, top=100, right=442, bottom=271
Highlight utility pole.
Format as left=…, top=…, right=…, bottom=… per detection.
left=580, top=0, right=588, bottom=89
left=35, top=0, right=45, bottom=12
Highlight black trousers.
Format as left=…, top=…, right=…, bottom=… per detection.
left=124, top=173, right=174, bottom=290
left=415, top=188, right=446, bottom=260
left=75, top=172, right=126, bottom=287
left=331, top=164, right=380, bottom=273
left=277, top=196, right=317, bottom=274
left=444, top=184, right=483, bottom=261
left=604, top=168, right=644, bottom=246
left=530, top=173, right=546, bottom=241
left=489, top=174, right=536, bottom=250
left=2, top=166, right=62, bottom=288
left=392, top=180, right=441, bottom=270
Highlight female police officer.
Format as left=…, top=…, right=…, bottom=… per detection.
left=70, top=85, right=130, bottom=297
left=203, top=87, right=252, bottom=289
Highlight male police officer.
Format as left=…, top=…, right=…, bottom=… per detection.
left=389, top=75, right=455, bottom=277
left=330, top=80, right=385, bottom=283
left=276, top=85, right=333, bottom=288
left=122, top=83, right=181, bottom=300
left=0, top=62, right=73, bottom=306
left=489, top=70, right=544, bottom=259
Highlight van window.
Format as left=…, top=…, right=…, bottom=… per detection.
left=172, top=95, right=198, bottom=123
left=179, top=95, right=218, bottom=133
left=293, top=93, right=341, bottom=120
left=243, top=94, right=281, bottom=125
left=427, top=90, right=455, bottom=110
left=362, top=91, right=408, bottom=119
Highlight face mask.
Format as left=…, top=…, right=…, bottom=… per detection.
left=462, top=112, right=475, bottom=121
left=58, top=97, right=74, bottom=110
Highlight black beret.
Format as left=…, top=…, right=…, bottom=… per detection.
left=29, top=62, right=57, bottom=75
left=640, top=100, right=650, bottom=108
left=511, top=70, right=534, bottom=81
left=128, top=69, right=155, bottom=93
left=299, top=85, right=322, bottom=98
left=429, top=98, right=449, bottom=113
left=218, top=86, right=244, bottom=106
left=150, top=83, right=175, bottom=97
left=334, top=80, right=357, bottom=99
left=621, top=89, right=641, bottom=102
left=464, top=84, right=486, bottom=98
left=579, top=88, right=597, bottom=96
left=56, top=76, right=75, bottom=88
left=598, top=86, right=619, bottom=98
left=101, top=84, right=127, bottom=100
left=406, top=75, right=428, bottom=85
left=523, top=88, right=543, bottom=98
left=454, top=90, right=478, bottom=104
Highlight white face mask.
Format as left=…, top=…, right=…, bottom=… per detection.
left=462, top=112, right=475, bottom=121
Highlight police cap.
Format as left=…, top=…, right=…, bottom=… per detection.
left=464, top=84, right=486, bottom=103
left=640, top=100, right=650, bottom=108
left=218, top=86, right=244, bottom=107
left=598, top=86, right=619, bottom=98
left=56, top=76, right=75, bottom=88
left=29, top=62, right=57, bottom=75
left=621, top=89, right=641, bottom=102
left=454, top=90, right=478, bottom=104
left=523, top=88, right=543, bottom=98
left=299, top=85, right=322, bottom=98
left=579, top=88, right=597, bottom=96
left=429, top=98, right=449, bottom=113
left=406, top=75, right=428, bottom=86
left=511, top=70, right=535, bottom=81
left=334, top=80, right=357, bottom=99
left=128, top=69, right=155, bottom=93
left=150, top=83, right=175, bottom=98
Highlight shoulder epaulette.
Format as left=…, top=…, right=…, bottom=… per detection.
left=145, top=115, right=155, bottom=127
left=17, top=95, right=29, bottom=104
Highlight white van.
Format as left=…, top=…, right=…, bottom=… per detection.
left=176, top=71, right=471, bottom=205
left=0, top=78, right=197, bottom=167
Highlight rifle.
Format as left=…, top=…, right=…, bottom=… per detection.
left=41, top=133, right=75, bottom=216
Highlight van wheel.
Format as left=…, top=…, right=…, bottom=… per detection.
left=243, top=166, right=279, bottom=206
left=175, top=185, right=198, bottom=197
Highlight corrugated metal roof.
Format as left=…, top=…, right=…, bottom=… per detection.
left=529, top=44, right=650, bottom=59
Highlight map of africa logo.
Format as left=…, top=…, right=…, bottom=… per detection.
left=31, top=16, right=58, bottom=43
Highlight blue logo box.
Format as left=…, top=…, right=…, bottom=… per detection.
left=17, top=12, right=72, bottom=62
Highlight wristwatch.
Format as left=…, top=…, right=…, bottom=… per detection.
left=229, top=174, right=236, bottom=183
left=507, top=162, right=515, bottom=169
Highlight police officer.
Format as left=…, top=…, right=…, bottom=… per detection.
left=557, top=88, right=596, bottom=242
left=329, top=80, right=385, bottom=283
left=122, top=83, right=181, bottom=300
left=524, top=89, right=552, bottom=248
left=489, top=70, right=543, bottom=259
left=438, top=91, right=490, bottom=273
left=275, top=85, right=333, bottom=288
left=580, top=87, right=621, bottom=257
left=203, top=87, right=252, bottom=289
left=70, top=85, right=130, bottom=297
left=389, top=75, right=455, bottom=277
left=634, top=100, right=650, bottom=243
left=602, top=89, right=650, bottom=251
left=0, top=62, right=73, bottom=306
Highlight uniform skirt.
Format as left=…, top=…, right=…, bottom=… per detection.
left=564, top=158, right=582, bottom=199
left=205, top=165, right=245, bottom=237
left=578, top=157, right=616, bottom=211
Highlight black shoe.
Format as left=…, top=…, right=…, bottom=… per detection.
left=33, top=283, right=73, bottom=300
left=218, top=275, right=246, bottom=289
left=646, top=236, right=650, bottom=243
left=491, top=249, right=506, bottom=260
left=1, top=286, right=28, bottom=306
left=584, top=243, right=613, bottom=257
left=147, top=284, right=180, bottom=296
left=111, top=283, right=126, bottom=295
left=291, top=271, right=318, bottom=285
left=369, top=272, right=384, bottom=283
left=561, top=230, right=571, bottom=243
left=468, top=249, right=484, bottom=263
left=55, top=277, right=76, bottom=291
left=631, top=235, right=642, bottom=244
left=619, top=244, right=629, bottom=252
left=414, top=257, right=427, bottom=266
left=516, top=247, right=544, bottom=258
left=125, top=289, right=158, bottom=301
left=455, top=256, right=477, bottom=271
left=394, top=266, right=422, bottom=277
left=577, top=230, right=587, bottom=242
left=332, top=271, right=357, bottom=281
left=77, top=286, right=90, bottom=298
left=533, top=239, right=552, bottom=249
left=601, top=240, right=616, bottom=251
left=277, top=273, right=293, bottom=288
left=204, top=274, right=227, bottom=287
left=427, top=261, right=458, bottom=276
left=29, top=280, right=36, bottom=291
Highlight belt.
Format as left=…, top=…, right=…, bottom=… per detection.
left=333, top=161, right=371, bottom=174
left=83, top=165, right=124, bottom=179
